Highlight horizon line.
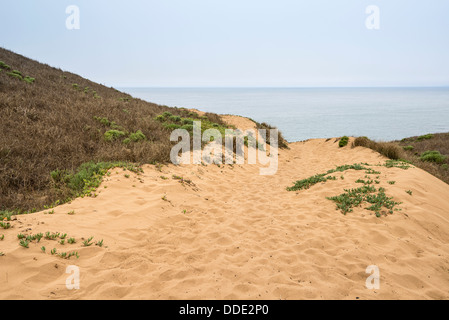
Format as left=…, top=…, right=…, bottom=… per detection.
left=116, top=85, right=449, bottom=89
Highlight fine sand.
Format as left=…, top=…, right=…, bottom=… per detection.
left=1, top=115, right=449, bottom=300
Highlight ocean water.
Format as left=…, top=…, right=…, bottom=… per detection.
left=119, top=87, right=449, bottom=142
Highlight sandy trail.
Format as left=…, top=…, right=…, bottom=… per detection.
left=1, top=116, right=449, bottom=300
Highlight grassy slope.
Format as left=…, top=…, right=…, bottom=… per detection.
left=353, top=133, right=449, bottom=185
left=397, top=133, right=449, bottom=183
left=0, top=48, right=231, bottom=213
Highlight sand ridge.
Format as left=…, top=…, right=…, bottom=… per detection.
left=1, top=116, right=449, bottom=300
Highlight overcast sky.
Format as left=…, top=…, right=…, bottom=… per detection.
left=1, top=0, right=448, bottom=87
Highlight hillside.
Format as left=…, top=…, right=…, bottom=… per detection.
left=0, top=48, right=235, bottom=213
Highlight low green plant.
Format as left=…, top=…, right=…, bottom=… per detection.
left=0, top=61, right=11, bottom=70
left=163, top=123, right=181, bottom=130
left=384, top=160, right=411, bottom=170
left=287, top=174, right=337, bottom=191
left=0, top=221, right=11, bottom=229
left=327, top=185, right=401, bottom=217
left=104, top=130, right=126, bottom=142
left=182, top=118, right=194, bottom=125
left=45, top=232, right=60, bottom=240
left=406, top=190, right=413, bottom=196
left=128, top=130, right=146, bottom=142
left=19, top=239, right=29, bottom=248
left=94, top=116, right=111, bottom=126
left=83, top=237, right=94, bottom=247
left=288, top=163, right=370, bottom=192
left=420, top=151, right=447, bottom=164
left=365, top=168, right=381, bottom=175
left=403, top=145, right=414, bottom=151
left=169, top=115, right=181, bottom=122
left=180, top=124, right=194, bottom=131
left=0, top=211, right=13, bottom=221
left=387, top=181, right=396, bottom=185
left=64, top=251, right=79, bottom=259
left=68, top=237, right=76, bottom=244
left=7, top=71, right=23, bottom=80
left=51, top=161, right=142, bottom=199
left=355, top=179, right=373, bottom=185
left=339, top=136, right=349, bottom=148
left=23, top=76, right=35, bottom=84
left=417, top=134, right=434, bottom=141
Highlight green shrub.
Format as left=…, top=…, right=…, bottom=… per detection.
left=417, top=134, right=434, bottom=141
left=287, top=174, right=336, bottom=191
left=384, top=160, right=411, bottom=169
left=50, top=169, right=70, bottom=183
left=339, top=136, right=349, bottom=148
left=180, top=124, right=194, bottom=131
left=6, top=72, right=23, bottom=80
left=23, top=76, right=35, bottom=84
left=104, top=130, right=126, bottom=142
left=442, top=164, right=448, bottom=170
left=11, top=70, right=22, bottom=76
left=128, top=130, right=146, bottom=142
left=327, top=185, right=400, bottom=217
left=94, top=117, right=110, bottom=126
left=403, top=145, right=414, bottom=151
left=0, top=210, right=14, bottom=221
left=65, top=162, right=141, bottom=196
left=0, top=61, right=11, bottom=70
left=155, top=115, right=165, bottom=122
left=163, top=123, right=181, bottom=130
left=162, top=111, right=172, bottom=118
left=420, top=151, right=447, bottom=164
left=182, top=118, right=194, bottom=125
left=169, top=115, right=181, bottom=122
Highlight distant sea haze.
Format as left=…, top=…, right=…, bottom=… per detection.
left=120, top=87, right=449, bottom=142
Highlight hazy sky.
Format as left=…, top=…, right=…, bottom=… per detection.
left=1, top=0, right=448, bottom=87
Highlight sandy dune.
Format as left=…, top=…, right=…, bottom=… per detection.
left=1, top=116, right=449, bottom=300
